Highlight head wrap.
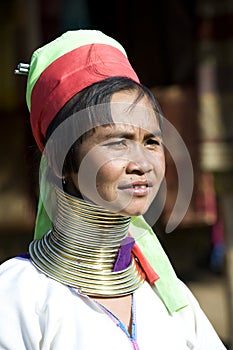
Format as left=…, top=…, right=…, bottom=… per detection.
left=26, top=30, right=139, bottom=151
left=25, top=29, right=188, bottom=314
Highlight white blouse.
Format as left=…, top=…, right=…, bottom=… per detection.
left=0, top=256, right=226, bottom=350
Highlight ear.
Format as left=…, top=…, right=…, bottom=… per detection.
left=63, top=172, right=82, bottom=198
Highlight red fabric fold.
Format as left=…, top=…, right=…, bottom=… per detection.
left=132, top=243, right=160, bottom=284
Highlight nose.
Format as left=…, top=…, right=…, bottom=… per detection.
left=126, top=146, right=153, bottom=175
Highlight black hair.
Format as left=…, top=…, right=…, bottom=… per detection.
left=45, top=76, right=163, bottom=177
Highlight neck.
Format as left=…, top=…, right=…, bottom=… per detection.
left=29, top=186, right=144, bottom=297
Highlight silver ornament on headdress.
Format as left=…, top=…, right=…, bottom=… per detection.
left=14, top=63, right=30, bottom=75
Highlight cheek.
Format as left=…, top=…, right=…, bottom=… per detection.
left=153, top=152, right=166, bottom=175
left=160, top=155, right=166, bottom=175
left=96, top=160, right=125, bottom=188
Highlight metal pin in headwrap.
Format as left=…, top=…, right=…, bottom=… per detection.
left=14, top=63, right=30, bottom=75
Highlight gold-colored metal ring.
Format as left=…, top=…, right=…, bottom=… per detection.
left=29, top=186, right=144, bottom=297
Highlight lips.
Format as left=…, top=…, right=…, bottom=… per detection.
left=118, top=180, right=152, bottom=189
left=118, top=180, right=152, bottom=196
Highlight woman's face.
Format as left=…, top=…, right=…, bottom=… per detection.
left=68, top=90, right=165, bottom=216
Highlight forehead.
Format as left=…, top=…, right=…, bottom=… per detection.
left=110, top=90, right=159, bottom=131
left=96, top=121, right=160, bottom=139
left=88, top=117, right=161, bottom=145
left=109, top=105, right=159, bottom=133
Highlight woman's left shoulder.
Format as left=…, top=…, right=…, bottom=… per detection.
left=175, top=280, right=227, bottom=349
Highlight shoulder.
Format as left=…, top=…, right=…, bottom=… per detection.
left=1, top=255, right=36, bottom=277
left=0, top=257, right=42, bottom=306
left=137, top=280, right=226, bottom=349
left=174, top=280, right=226, bottom=349
left=0, top=256, right=72, bottom=305
left=0, top=256, right=45, bottom=291
left=0, top=256, right=33, bottom=285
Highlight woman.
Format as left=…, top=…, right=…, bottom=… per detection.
left=0, top=30, right=226, bottom=349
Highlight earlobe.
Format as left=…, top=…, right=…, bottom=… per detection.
left=62, top=176, right=67, bottom=185
left=64, top=172, right=82, bottom=198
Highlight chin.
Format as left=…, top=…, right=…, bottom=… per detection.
left=90, top=194, right=154, bottom=217
left=119, top=204, right=150, bottom=217
left=106, top=194, right=154, bottom=216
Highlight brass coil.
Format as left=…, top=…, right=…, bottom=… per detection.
left=29, top=187, right=144, bottom=296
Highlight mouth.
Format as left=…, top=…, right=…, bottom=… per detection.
left=118, top=181, right=153, bottom=196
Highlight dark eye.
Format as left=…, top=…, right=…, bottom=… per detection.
left=145, top=138, right=161, bottom=147
left=105, top=140, right=127, bottom=148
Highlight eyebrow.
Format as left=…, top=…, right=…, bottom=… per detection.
left=102, top=129, right=162, bottom=140
left=145, top=130, right=162, bottom=139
